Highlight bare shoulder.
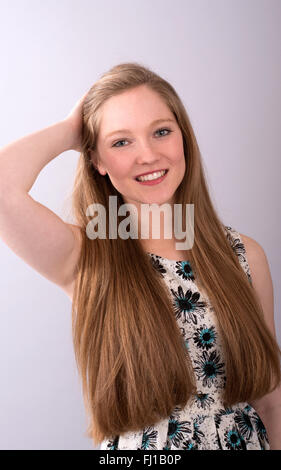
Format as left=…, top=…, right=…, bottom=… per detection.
left=239, top=233, right=265, bottom=260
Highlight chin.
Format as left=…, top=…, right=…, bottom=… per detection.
left=145, top=195, right=175, bottom=207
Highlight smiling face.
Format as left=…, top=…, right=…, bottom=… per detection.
left=92, top=84, right=186, bottom=208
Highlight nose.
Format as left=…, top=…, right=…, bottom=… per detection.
left=135, top=141, right=161, bottom=165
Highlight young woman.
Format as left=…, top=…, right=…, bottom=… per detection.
left=0, top=63, right=280, bottom=451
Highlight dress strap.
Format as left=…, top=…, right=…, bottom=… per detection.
left=223, top=226, right=252, bottom=285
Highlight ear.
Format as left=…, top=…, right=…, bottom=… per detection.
left=89, top=150, right=107, bottom=176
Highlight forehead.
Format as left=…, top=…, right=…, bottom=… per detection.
left=98, top=85, right=173, bottom=136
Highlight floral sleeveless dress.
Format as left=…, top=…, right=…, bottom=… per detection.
left=99, top=226, right=270, bottom=450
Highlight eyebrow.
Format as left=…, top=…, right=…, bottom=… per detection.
left=104, top=118, right=175, bottom=140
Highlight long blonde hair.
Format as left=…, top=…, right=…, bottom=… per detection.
left=70, top=62, right=281, bottom=446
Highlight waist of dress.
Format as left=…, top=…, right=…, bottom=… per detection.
left=174, top=397, right=252, bottom=417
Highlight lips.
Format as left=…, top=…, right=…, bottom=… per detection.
left=135, top=169, right=168, bottom=185
left=134, top=168, right=168, bottom=180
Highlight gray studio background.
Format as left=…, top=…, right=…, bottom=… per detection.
left=0, top=0, right=280, bottom=450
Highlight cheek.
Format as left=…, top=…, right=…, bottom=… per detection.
left=167, top=138, right=185, bottom=162
left=172, top=146, right=186, bottom=179
left=171, top=148, right=186, bottom=173
left=106, top=157, right=132, bottom=180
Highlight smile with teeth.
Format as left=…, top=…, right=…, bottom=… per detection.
left=136, top=170, right=167, bottom=182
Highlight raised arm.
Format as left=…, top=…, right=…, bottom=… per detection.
left=0, top=94, right=88, bottom=300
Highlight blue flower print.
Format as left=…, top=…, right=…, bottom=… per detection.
left=168, top=417, right=192, bottom=448
left=223, top=427, right=246, bottom=450
left=141, top=426, right=158, bottom=450
left=193, top=324, right=217, bottom=350
left=234, top=409, right=255, bottom=441
left=171, top=285, right=206, bottom=325
left=175, top=261, right=195, bottom=281
left=182, top=439, right=198, bottom=450
left=251, top=413, right=269, bottom=445
left=193, top=350, right=225, bottom=387
left=193, top=416, right=206, bottom=445
left=106, top=435, right=119, bottom=450
left=194, top=393, right=215, bottom=410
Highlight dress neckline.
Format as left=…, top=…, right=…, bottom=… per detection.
left=146, top=252, right=189, bottom=263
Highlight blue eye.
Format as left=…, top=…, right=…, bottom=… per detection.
left=112, top=128, right=172, bottom=148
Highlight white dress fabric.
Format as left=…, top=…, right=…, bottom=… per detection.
left=99, top=226, right=270, bottom=450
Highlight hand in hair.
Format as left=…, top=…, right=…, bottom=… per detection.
left=64, top=91, right=89, bottom=152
